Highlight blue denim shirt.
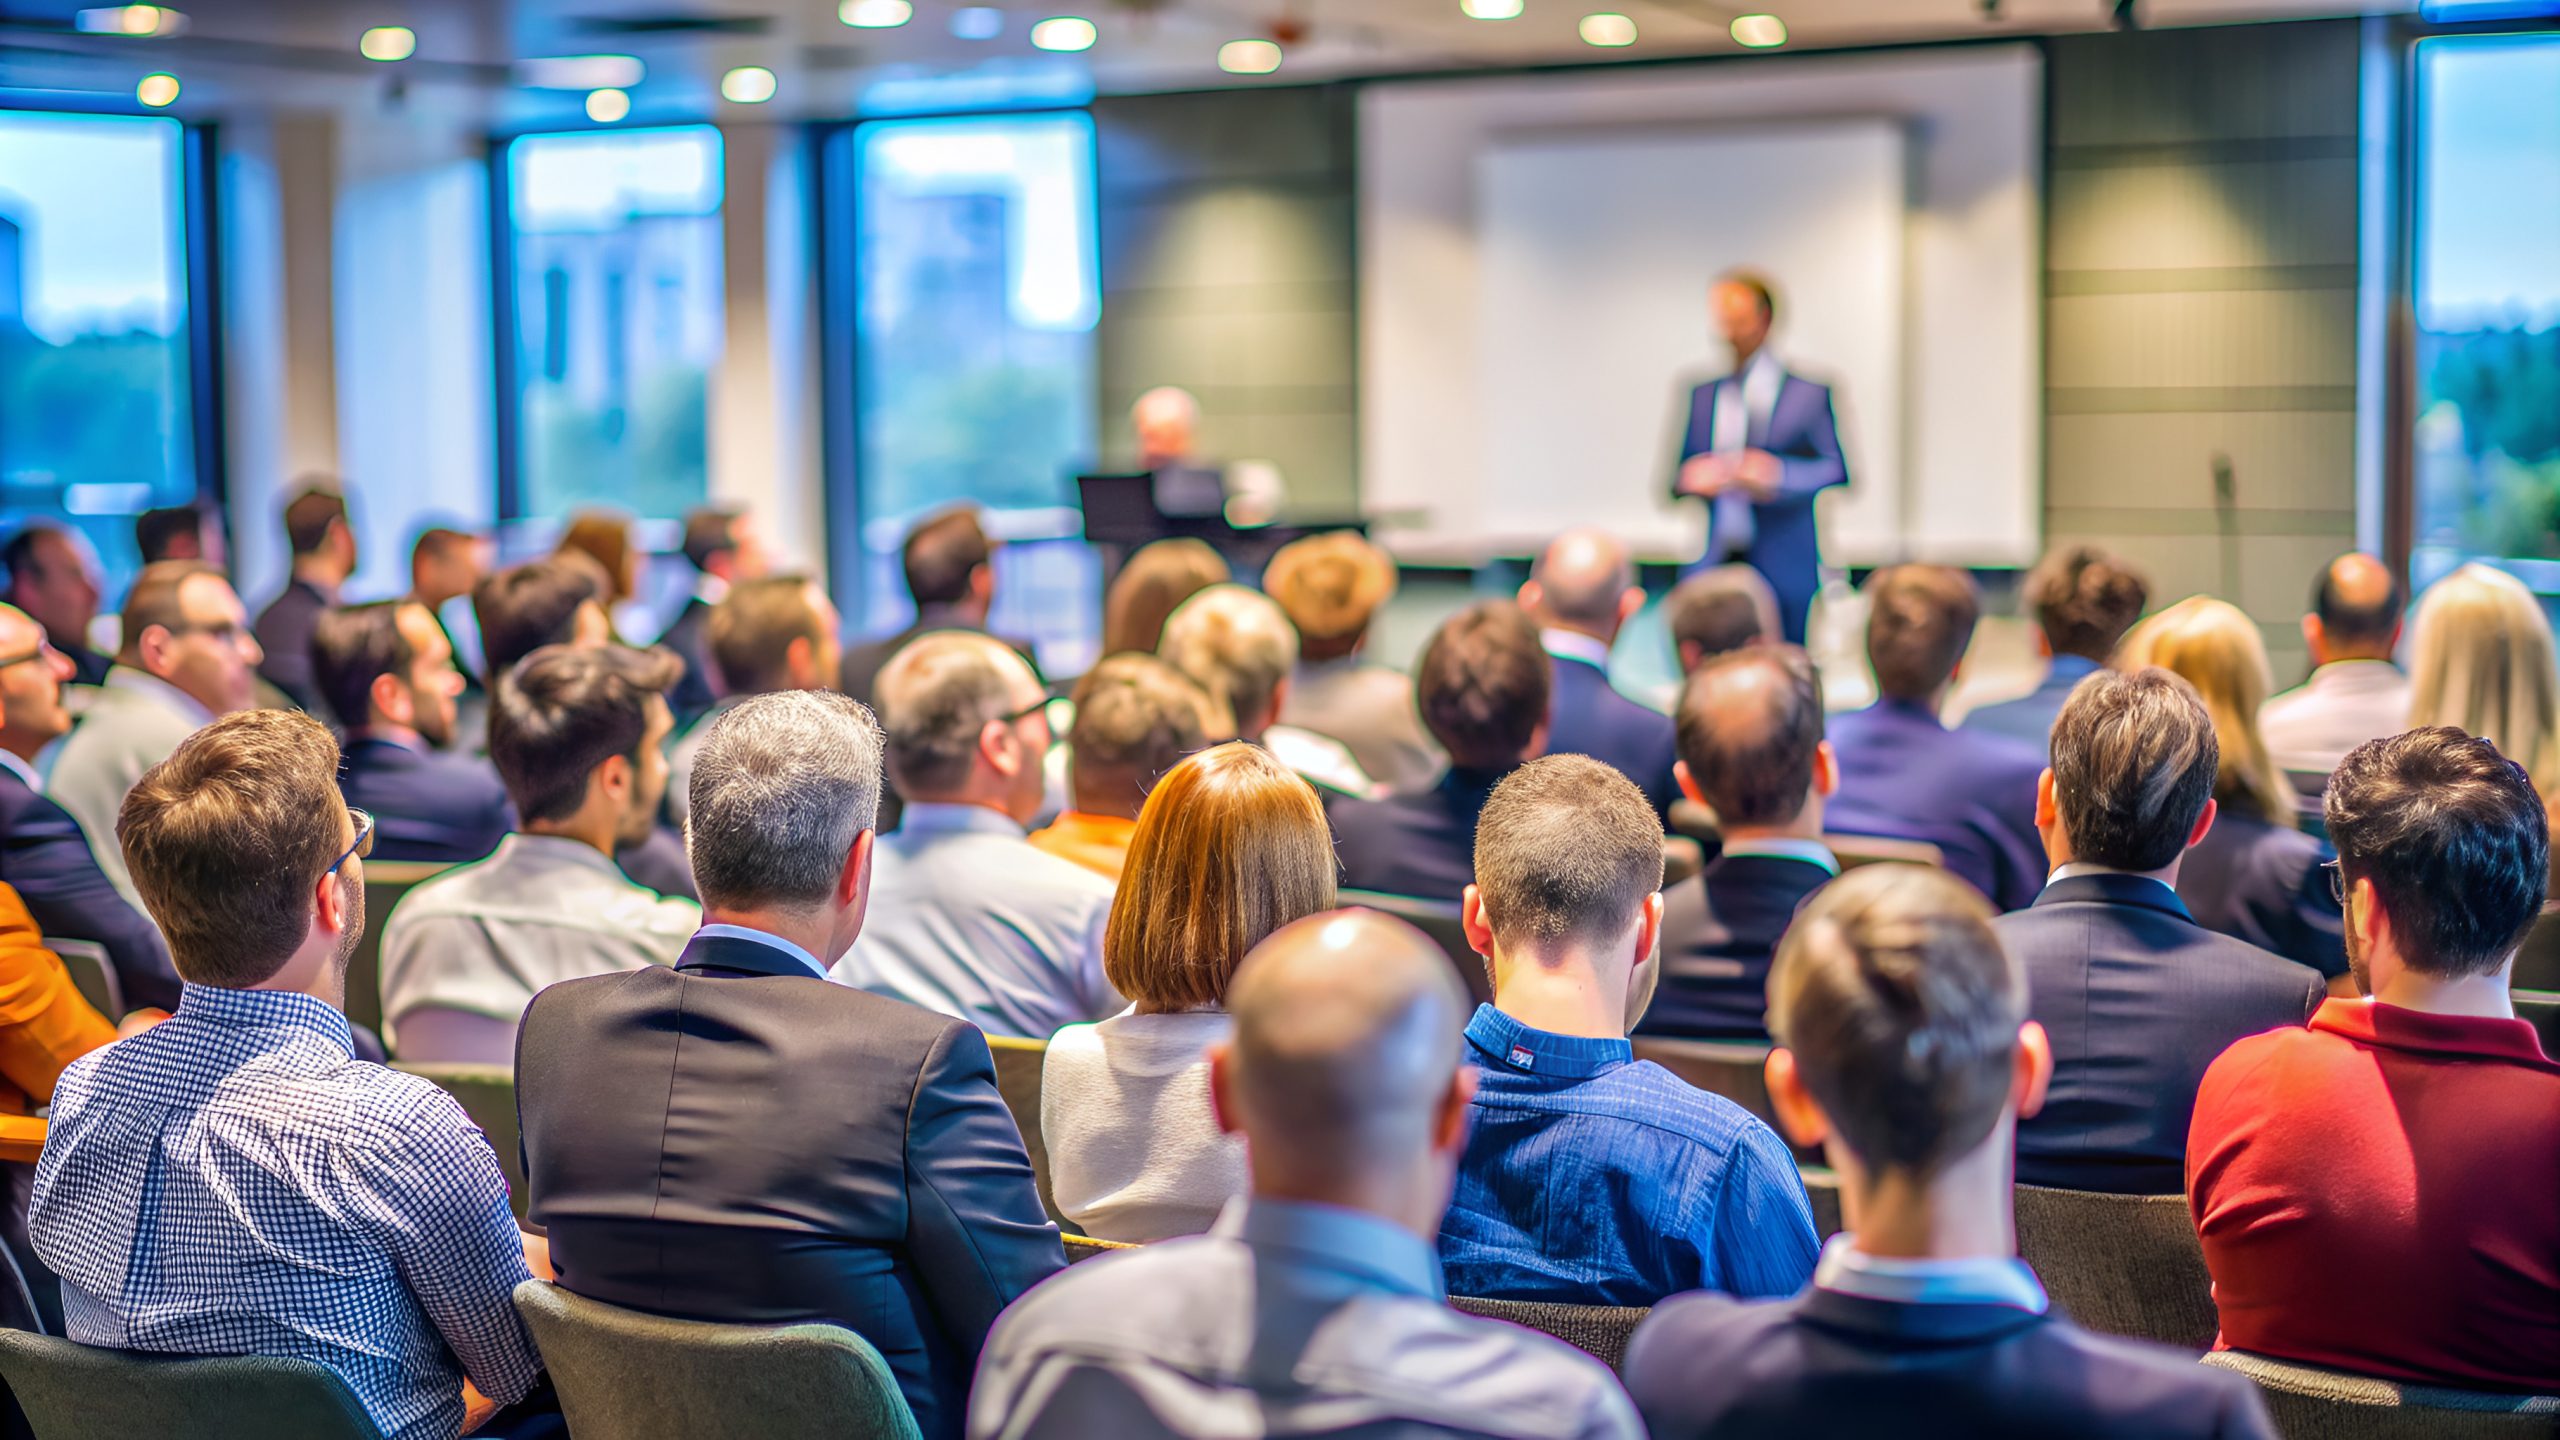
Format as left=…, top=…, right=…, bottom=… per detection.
left=1441, top=1004, right=1820, bottom=1308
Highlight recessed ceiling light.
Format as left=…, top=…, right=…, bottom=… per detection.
left=950, top=6, right=1004, bottom=39
left=585, top=87, right=630, bottom=123
left=839, top=0, right=913, bottom=27
left=1219, top=38, right=1283, bottom=74
left=77, top=6, right=183, bottom=36
left=1462, top=0, right=1525, bottom=18
left=1031, top=16, right=1098, bottom=51
left=1731, top=13, right=1788, bottom=46
left=358, top=26, right=415, bottom=62
left=522, top=54, right=645, bottom=90
left=720, top=65, right=777, bottom=103
left=135, top=71, right=180, bottom=106
left=1578, top=12, right=1636, bottom=45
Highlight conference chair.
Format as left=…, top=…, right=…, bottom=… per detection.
left=2200, top=1351, right=2560, bottom=1440
left=984, top=1036, right=1070, bottom=1231
left=1336, top=890, right=1493, bottom=1008
left=1799, top=1168, right=1843, bottom=1240
left=513, top=1280, right=921, bottom=1440
left=0, top=1331, right=382, bottom=1440
left=1628, top=1036, right=1822, bottom=1164
left=42, top=940, right=117, bottom=1029
left=2514, top=988, right=2560, bottom=1058
left=0, top=1236, right=43, bottom=1336
left=2510, top=911, right=2560, bottom=992
left=347, top=860, right=451, bottom=1043
left=1822, top=834, right=1948, bottom=871
left=391, top=1063, right=526, bottom=1223
left=1448, top=1298, right=1650, bottom=1375
left=2012, top=1185, right=2217, bottom=1353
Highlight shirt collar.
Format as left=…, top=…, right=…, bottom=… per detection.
left=2309, top=997, right=2560, bottom=1070
left=2046, top=860, right=2177, bottom=894
left=1814, top=1235, right=2049, bottom=1314
left=692, top=923, right=829, bottom=979
left=498, top=831, right=629, bottom=879
left=0, top=748, right=41, bottom=792
left=895, top=801, right=1027, bottom=840
left=1539, top=628, right=1613, bottom=670
left=2309, top=659, right=2405, bottom=692
left=104, top=664, right=215, bottom=728
left=1718, top=836, right=1840, bottom=875
left=1215, top=1196, right=1443, bottom=1300
left=173, top=983, right=356, bottom=1056
left=1464, top=1001, right=1630, bottom=1080
left=1741, top=348, right=1783, bottom=387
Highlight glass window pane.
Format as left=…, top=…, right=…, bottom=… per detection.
left=0, top=111, right=195, bottom=601
left=506, top=125, right=723, bottom=522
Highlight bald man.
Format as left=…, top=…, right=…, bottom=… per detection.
left=2260, top=554, right=2410, bottom=779
left=970, top=910, right=1643, bottom=1440
left=829, top=633, right=1118, bottom=1038
left=1520, top=530, right=1679, bottom=818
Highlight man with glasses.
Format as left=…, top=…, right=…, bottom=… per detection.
left=314, top=600, right=511, bottom=865
left=0, top=526, right=109, bottom=688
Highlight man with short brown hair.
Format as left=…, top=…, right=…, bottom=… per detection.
left=839, top=507, right=1040, bottom=710
left=1028, top=654, right=1211, bottom=881
left=1964, top=546, right=2149, bottom=748
left=0, top=526, right=108, bottom=687
left=1266, top=532, right=1442, bottom=792
left=253, top=484, right=357, bottom=710
left=315, top=600, right=510, bottom=864
left=667, top=576, right=842, bottom=827
left=660, top=505, right=772, bottom=725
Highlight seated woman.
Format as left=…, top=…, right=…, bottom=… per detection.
left=1040, top=741, right=1335, bottom=1242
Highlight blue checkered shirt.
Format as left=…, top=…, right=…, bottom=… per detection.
left=30, top=984, right=540, bottom=1440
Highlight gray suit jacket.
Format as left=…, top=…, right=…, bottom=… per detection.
left=49, top=667, right=209, bottom=905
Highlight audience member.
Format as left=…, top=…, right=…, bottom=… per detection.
left=667, top=574, right=840, bottom=827
left=972, top=909, right=1643, bottom=1440
left=32, top=711, right=545, bottom=1440
left=2190, top=727, right=2558, bottom=1393
left=1044, top=743, right=1335, bottom=1240
left=473, top=557, right=611, bottom=681
left=2000, top=669, right=2323, bottom=1193
left=1825, top=566, right=2047, bottom=910
left=408, top=526, right=491, bottom=689
left=832, top=633, right=1116, bottom=1037
left=1666, top=563, right=1780, bottom=675
left=2404, top=561, right=2560, bottom=793
left=2260, top=553, right=2407, bottom=777
left=660, top=505, right=770, bottom=724
left=134, top=505, right=222, bottom=568
left=2120, top=598, right=2349, bottom=985
left=252, top=485, right=355, bottom=711
left=1962, top=545, right=2148, bottom=748
left=1026, top=654, right=1211, bottom=881
left=378, top=645, right=696, bottom=1063
left=312, top=600, right=510, bottom=865
left=1265, top=531, right=1443, bottom=791
left=1100, top=537, right=1227, bottom=658
left=1446, top=755, right=1817, bottom=1306
left=1642, top=646, right=1837, bottom=1041
left=1519, top=529, right=1678, bottom=816
left=841, top=508, right=1039, bottom=710
left=1331, top=600, right=1549, bottom=900
left=51, top=562, right=261, bottom=905
left=1625, top=865, right=2276, bottom=1440
left=520, top=691, right=1061, bottom=1440
left=554, top=509, right=643, bottom=610
left=1162, top=583, right=1367, bottom=794
left=0, top=526, right=109, bottom=686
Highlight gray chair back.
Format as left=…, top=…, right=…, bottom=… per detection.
left=2013, top=1185, right=2217, bottom=1352
left=1448, top=1297, right=1649, bottom=1375
left=42, top=940, right=117, bottom=1025
left=984, top=1036, right=1069, bottom=1230
left=2201, top=1350, right=2560, bottom=1439
left=1799, top=1167, right=1844, bottom=1240
left=513, top=1280, right=921, bottom=1440
left=1336, top=891, right=1492, bottom=1008
left=2514, top=989, right=2560, bottom=1059
left=390, top=1062, right=526, bottom=1223
left=1628, top=1036, right=1822, bottom=1165
left=2512, top=911, right=2560, bottom=992
left=0, top=1330, right=381, bottom=1439
left=349, top=860, right=452, bottom=1041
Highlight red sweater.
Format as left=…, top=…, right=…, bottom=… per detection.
left=2187, top=999, right=2560, bottom=1392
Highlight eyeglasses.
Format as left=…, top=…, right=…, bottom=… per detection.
left=2323, top=858, right=2348, bottom=908
left=327, top=809, right=375, bottom=878
left=1000, top=697, right=1053, bottom=727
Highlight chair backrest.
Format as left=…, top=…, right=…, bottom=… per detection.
left=1448, top=1297, right=1650, bottom=1375
left=1799, top=1167, right=1844, bottom=1241
left=389, top=1063, right=525, bottom=1222
left=2510, top=912, right=2560, bottom=993
left=1336, top=890, right=1493, bottom=1009
left=2201, top=1350, right=2560, bottom=1439
left=1822, top=834, right=1947, bottom=871
left=43, top=939, right=118, bottom=1024
left=2513, top=988, right=2560, bottom=1059
left=348, top=860, right=452, bottom=1041
left=513, top=1280, right=922, bottom=1440
left=1628, top=1036, right=1821, bottom=1164
left=2012, top=1185, right=2217, bottom=1352
left=984, top=1036, right=1067, bottom=1229
left=0, top=1330, right=382, bottom=1440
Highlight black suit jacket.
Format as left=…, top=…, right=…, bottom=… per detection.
left=252, top=578, right=329, bottom=712
left=2174, top=812, right=2347, bottom=980
left=1328, top=765, right=1516, bottom=903
left=1625, top=1287, right=2275, bottom=1440
left=336, top=738, right=512, bottom=866
left=0, top=767, right=178, bottom=1012
left=656, top=596, right=716, bottom=727
left=516, top=932, right=1064, bottom=1440
left=1996, top=873, right=2324, bottom=1194
left=1546, top=654, right=1679, bottom=819
left=1640, top=852, right=1834, bottom=1042
left=838, top=609, right=1041, bottom=712
left=59, top=644, right=110, bottom=689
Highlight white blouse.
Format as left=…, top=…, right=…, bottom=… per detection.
left=1040, top=1008, right=1246, bottom=1243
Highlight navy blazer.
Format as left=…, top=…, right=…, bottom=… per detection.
left=252, top=578, right=329, bottom=712
left=59, top=644, right=111, bottom=689
left=1545, top=654, right=1678, bottom=819
left=2174, top=812, right=2347, bottom=980
left=1827, top=700, right=2049, bottom=911
left=1624, top=1286, right=2276, bottom=1440
left=1639, top=853, right=1833, bottom=1042
left=655, top=596, right=716, bottom=727
left=1670, top=371, right=1849, bottom=644
left=1330, top=765, right=1515, bottom=903
left=0, top=768, right=179, bottom=1012
left=517, top=931, right=1065, bottom=1440
left=1960, top=654, right=2104, bottom=753
left=1997, top=873, right=2324, bottom=1194
left=336, top=738, right=513, bottom=866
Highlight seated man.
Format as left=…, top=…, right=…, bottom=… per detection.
left=0, top=526, right=109, bottom=686
left=405, top=525, right=490, bottom=696
left=520, top=691, right=1062, bottom=1440
left=1519, top=529, right=1677, bottom=816
left=1444, top=755, right=1816, bottom=1307
left=252, top=486, right=356, bottom=712
left=1266, top=531, right=1443, bottom=792
left=2191, top=727, right=2559, bottom=1392
left=378, top=645, right=697, bottom=1063
left=313, top=600, right=510, bottom=864
left=971, top=909, right=1642, bottom=1440
left=1962, top=546, right=2147, bottom=748
left=1625, top=866, right=2276, bottom=1440
left=2000, top=669, right=2322, bottom=1194
left=1825, top=566, right=2047, bottom=910
left=666, top=574, right=841, bottom=827
left=1027, top=654, right=1212, bottom=882
left=1161, top=583, right=1368, bottom=796
left=1643, top=646, right=1838, bottom=1041
left=1666, top=564, right=1780, bottom=677
left=831, top=633, right=1117, bottom=1038
left=839, top=507, right=1039, bottom=711
left=2259, top=553, right=2409, bottom=780
left=1331, top=601, right=1548, bottom=901
left=658, top=505, right=770, bottom=726
left=32, top=711, right=544, bottom=1440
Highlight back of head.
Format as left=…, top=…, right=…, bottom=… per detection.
left=2026, top=546, right=2148, bottom=663
left=1107, top=743, right=1335, bottom=1011
left=1769, top=864, right=2023, bottom=1177
left=556, top=511, right=639, bottom=602
left=1667, top=565, right=1779, bottom=666
left=134, top=506, right=205, bottom=564
left=2314, top=552, right=2404, bottom=654
left=490, top=644, right=681, bottom=823
left=681, top=506, right=744, bottom=574
left=1473, top=755, right=1663, bottom=953
left=474, top=558, right=604, bottom=675
left=1415, top=600, right=1549, bottom=769
left=687, top=690, right=884, bottom=913
left=1865, top=565, right=1979, bottom=702
left=2407, top=563, right=2560, bottom=789
left=117, top=709, right=346, bottom=988
left=118, top=560, right=221, bottom=660
left=1102, top=538, right=1229, bottom=657
left=2326, top=726, right=2547, bottom=978
left=708, top=576, right=826, bottom=696
left=310, top=600, right=414, bottom=730
left=2118, top=596, right=2290, bottom=826
left=1529, top=529, right=1633, bottom=631
left=1066, top=653, right=1212, bottom=816
left=1159, top=584, right=1297, bottom=737
left=875, top=631, right=1036, bottom=801
left=282, top=485, right=348, bottom=557
left=2049, top=667, right=2219, bottom=871
left=1676, top=646, right=1825, bottom=828
left=903, top=508, right=991, bottom=608
left=1265, top=532, right=1395, bottom=663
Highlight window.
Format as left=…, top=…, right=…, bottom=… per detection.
left=504, top=125, right=722, bottom=522
left=0, top=110, right=196, bottom=598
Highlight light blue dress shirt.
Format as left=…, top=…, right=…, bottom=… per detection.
left=1812, top=1234, right=2050, bottom=1313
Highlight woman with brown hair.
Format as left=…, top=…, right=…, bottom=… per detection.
left=1099, top=538, right=1228, bottom=659
left=1039, top=741, right=1335, bottom=1241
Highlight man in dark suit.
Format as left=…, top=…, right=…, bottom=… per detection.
left=0, top=527, right=110, bottom=688
left=1641, top=646, right=1837, bottom=1042
left=312, top=600, right=510, bottom=865
left=1518, top=529, right=1677, bottom=818
left=517, top=690, right=1063, bottom=1440
left=1331, top=600, right=1548, bottom=902
left=1666, top=272, right=1850, bottom=645
left=1962, top=545, right=2148, bottom=750
left=840, top=508, right=1039, bottom=712
left=251, top=485, right=356, bottom=712
left=1999, top=668, right=2324, bottom=1195
left=1624, top=865, right=2276, bottom=1440
left=658, top=507, right=770, bottom=727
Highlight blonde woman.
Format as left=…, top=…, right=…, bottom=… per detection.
left=2120, top=597, right=2351, bottom=989
left=2405, top=563, right=2560, bottom=795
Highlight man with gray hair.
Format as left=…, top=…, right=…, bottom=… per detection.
left=516, top=689, right=1064, bottom=1440
left=1520, top=529, right=1678, bottom=817
left=971, top=909, right=1642, bottom=1440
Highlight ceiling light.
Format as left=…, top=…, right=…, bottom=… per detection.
left=585, top=87, right=630, bottom=123
left=1031, top=16, right=1098, bottom=51
left=522, top=54, right=645, bottom=90
left=134, top=71, right=179, bottom=106
left=359, top=26, right=415, bottom=62
left=719, top=65, right=777, bottom=102
left=1578, top=12, right=1636, bottom=45
left=77, top=6, right=183, bottom=36
left=1462, top=0, right=1525, bottom=17
left=1218, top=39, right=1283, bottom=74
left=840, top=0, right=912, bottom=25
left=950, top=6, right=1004, bottom=38
left=1730, top=13, right=1788, bottom=46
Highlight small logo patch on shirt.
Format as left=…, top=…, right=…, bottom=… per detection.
left=1507, top=1045, right=1536, bottom=1070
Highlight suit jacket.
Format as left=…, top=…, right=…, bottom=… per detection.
left=1826, top=700, right=2049, bottom=911
left=656, top=596, right=716, bottom=727
left=1545, top=653, right=1678, bottom=819
left=1960, top=654, right=2104, bottom=753
left=2174, top=812, right=2347, bottom=981
left=1329, top=765, right=1516, bottom=902
left=517, top=931, right=1064, bottom=1440
left=1670, top=371, right=1849, bottom=644
left=59, top=645, right=110, bottom=690
left=336, top=737, right=513, bottom=866
left=1639, top=852, right=1834, bottom=1042
left=1996, top=873, right=2325, bottom=1194
left=839, top=607, right=1042, bottom=712
left=0, top=767, right=179, bottom=1013
left=252, top=578, right=329, bottom=712
left=1624, top=1287, right=2275, bottom=1440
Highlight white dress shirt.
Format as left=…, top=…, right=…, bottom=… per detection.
left=2259, top=660, right=2411, bottom=775
left=1041, top=1007, right=1244, bottom=1243
left=49, top=666, right=216, bottom=904
left=1709, top=348, right=1785, bottom=552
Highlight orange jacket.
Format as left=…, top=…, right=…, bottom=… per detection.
left=0, top=884, right=116, bottom=1164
